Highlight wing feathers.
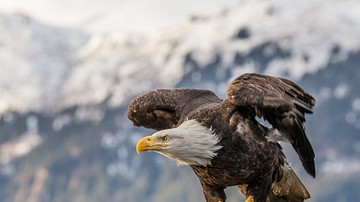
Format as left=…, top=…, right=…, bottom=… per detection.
left=128, top=89, right=221, bottom=130
left=226, top=73, right=316, bottom=177
left=128, top=89, right=178, bottom=130
left=283, top=112, right=315, bottom=177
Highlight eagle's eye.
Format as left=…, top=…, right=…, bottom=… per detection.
left=160, top=135, right=169, bottom=142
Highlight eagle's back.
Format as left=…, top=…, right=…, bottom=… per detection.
left=188, top=101, right=284, bottom=188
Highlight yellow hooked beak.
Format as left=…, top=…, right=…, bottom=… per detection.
left=136, top=135, right=166, bottom=154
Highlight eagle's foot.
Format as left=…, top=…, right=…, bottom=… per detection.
left=245, top=195, right=254, bottom=202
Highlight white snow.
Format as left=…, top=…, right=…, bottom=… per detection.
left=0, top=0, right=360, bottom=115
left=333, top=84, right=350, bottom=99
left=321, top=157, right=360, bottom=176
left=0, top=133, right=43, bottom=164
left=0, top=13, right=87, bottom=114
left=352, top=98, right=360, bottom=111
left=52, top=114, right=72, bottom=131
left=0, top=0, right=240, bottom=34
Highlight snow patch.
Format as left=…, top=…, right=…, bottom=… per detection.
left=333, top=84, right=349, bottom=99
left=352, top=98, right=360, bottom=111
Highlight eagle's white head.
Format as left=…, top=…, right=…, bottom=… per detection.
left=136, top=119, right=222, bottom=166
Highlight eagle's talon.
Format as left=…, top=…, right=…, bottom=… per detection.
left=245, top=195, right=254, bottom=202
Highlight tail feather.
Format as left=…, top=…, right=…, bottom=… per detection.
left=270, top=164, right=310, bottom=202
left=238, top=163, right=310, bottom=202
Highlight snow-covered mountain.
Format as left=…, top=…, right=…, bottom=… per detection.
left=0, top=12, right=87, bottom=114
left=0, top=0, right=360, bottom=201
left=2, top=0, right=360, bottom=114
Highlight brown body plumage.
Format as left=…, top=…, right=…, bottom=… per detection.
left=128, top=73, right=315, bottom=202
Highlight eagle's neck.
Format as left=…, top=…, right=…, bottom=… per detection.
left=159, top=120, right=223, bottom=166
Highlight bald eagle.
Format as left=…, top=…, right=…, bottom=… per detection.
left=128, top=73, right=315, bottom=202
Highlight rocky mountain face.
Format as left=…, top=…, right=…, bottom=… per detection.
left=1, top=1, right=360, bottom=201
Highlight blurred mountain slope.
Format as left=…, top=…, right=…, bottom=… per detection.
left=0, top=0, right=360, bottom=201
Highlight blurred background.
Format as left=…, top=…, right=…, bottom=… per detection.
left=0, top=0, right=359, bottom=201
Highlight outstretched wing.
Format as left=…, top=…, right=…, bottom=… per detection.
left=128, top=88, right=222, bottom=130
left=226, top=73, right=316, bottom=178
